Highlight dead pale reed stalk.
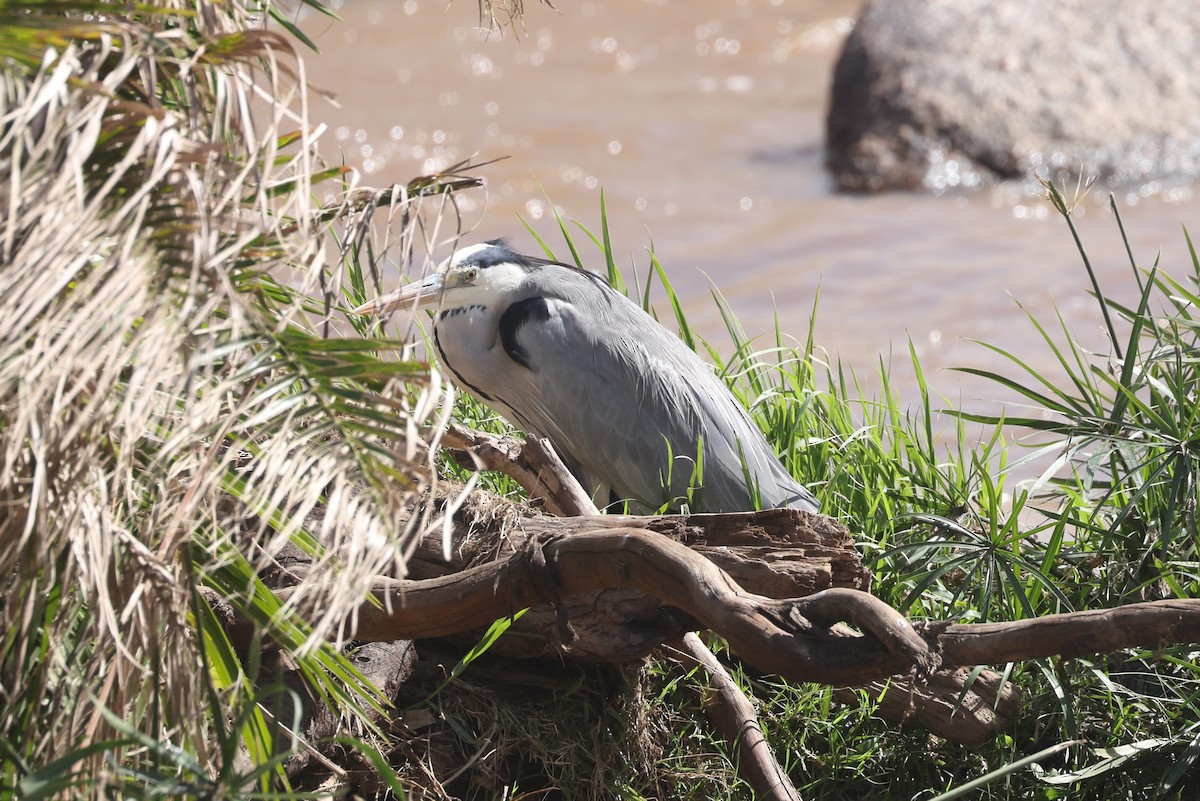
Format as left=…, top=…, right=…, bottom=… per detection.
left=0, top=2, right=460, bottom=791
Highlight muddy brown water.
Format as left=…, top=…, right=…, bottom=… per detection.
left=300, top=0, right=1200, bottom=455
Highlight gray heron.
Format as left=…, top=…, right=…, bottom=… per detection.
left=355, top=240, right=819, bottom=514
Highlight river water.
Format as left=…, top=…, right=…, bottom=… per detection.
left=301, top=0, right=1200, bottom=432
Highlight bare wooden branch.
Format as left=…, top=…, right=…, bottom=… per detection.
left=251, top=480, right=1200, bottom=751
left=259, top=432, right=1200, bottom=762
left=931, top=599, right=1200, bottom=668
left=669, top=633, right=802, bottom=801
left=400, top=491, right=866, bottom=662
left=441, top=423, right=599, bottom=516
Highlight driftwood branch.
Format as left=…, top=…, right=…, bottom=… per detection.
left=269, top=504, right=1200, bottom=750
left=441, top=423, right=600, bottom=516
left=928, top=599, right=1200, bottom=667
left=313, top=529, right=1200, bottom=684
left=669, top=633, right=801, bottom=801
left=427, top=428, right=1021, bottom=745
left=320, top=527, right=928, bottom=685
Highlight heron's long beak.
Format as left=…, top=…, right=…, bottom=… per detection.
left=351, top=272, right=444, bottom=316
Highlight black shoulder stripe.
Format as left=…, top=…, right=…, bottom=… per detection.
left=499, top=296, right=552, bottom=370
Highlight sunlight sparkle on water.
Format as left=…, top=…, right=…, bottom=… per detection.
left=470, top=54, right=497, bottom=77
left=725, top=75, right=754, bottom=92
left=714, top=37, right=741, bottom=55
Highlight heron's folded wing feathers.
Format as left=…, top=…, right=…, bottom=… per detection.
left=499, top=265, right=818, bottom=513
left=500, top=270, right=706, bottom=509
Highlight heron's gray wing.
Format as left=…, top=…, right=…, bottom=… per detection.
left=498, top=268, right=709, bottom=510
left=685, top=380, right=821, bottom=513
left=495, top=263, right=819, bottom=513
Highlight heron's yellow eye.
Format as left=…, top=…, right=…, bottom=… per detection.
left=465, top=267, right=480, bottom=282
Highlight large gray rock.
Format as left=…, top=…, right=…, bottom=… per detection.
left=826, top=0, right=1200, bottom=192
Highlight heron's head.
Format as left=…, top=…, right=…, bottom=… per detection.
left=353, top=240, right=532, bottom=316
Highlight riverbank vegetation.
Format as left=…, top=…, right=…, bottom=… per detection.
left=2, top=2, right=1199, bottom=799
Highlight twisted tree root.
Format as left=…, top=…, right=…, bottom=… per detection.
left=300, top=530, right=1200, bottom=687
left=321, top=528, right=931, bottom=686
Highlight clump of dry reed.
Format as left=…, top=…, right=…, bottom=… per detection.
left=0, top=2, right=479, bottom=793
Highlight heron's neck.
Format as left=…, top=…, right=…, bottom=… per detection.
left=436, top=301, right=501, bottom=350
left=437, top=303, right=489, bottom=322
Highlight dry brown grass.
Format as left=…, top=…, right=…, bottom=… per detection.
left=0, top=2, right=480, bottom=792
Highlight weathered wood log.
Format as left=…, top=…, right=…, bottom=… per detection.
left=235, top=422, right=1200, bottom=798
left=398, top=497, right=867, bottom=661
left=242, top=469, right=1200, bottom=764
left=260, top=490, right=1014, bottom=743
left=251, top=494, right=1200, bottom=750
left=295, top=527, right=931, bottom=685
left=432, top=428, right=1011, bottom=753
left=265, top=428, right=1200, bottom=765
left=419, top=441, right=1013, bottom=753
left=338, top=520, right=1200, bottom=675
left=410, top=500, right=867, bottom=594
left=438, top=433, right=804, bottom=801
left=422, top=433, right=1020, bottom=750
left=245, top=479, right=1018, bottom=746
left=286, top=532, right=1200, bottom=752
